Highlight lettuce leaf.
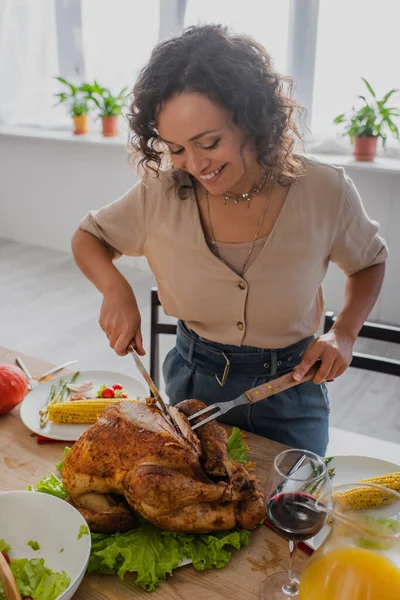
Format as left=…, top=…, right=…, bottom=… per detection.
left=77, top=525, right=89, bottom=540
left=88, top=525, right=250, bottom=592
left=174, top=529, right=251, bottom=570
left=88, top=525, right=183, bottom=592
left=27, top=473, right=68, bottom=500
left=0, top=557, right=70, bottom=600
left=355, top=516, right=400, bottom=550
left=27, top=540, right=40, bottom=551
left=55, top=447, right=72, bottom=473
left=227, top=427, right=248, bottom=464
left=0, top=539, right=11, bottom=553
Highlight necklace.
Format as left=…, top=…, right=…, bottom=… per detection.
left=206, top=172, right=274, bottom=277
left=223, top=170, right=269, bottom=206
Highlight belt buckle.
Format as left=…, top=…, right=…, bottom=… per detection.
left=215, top=351, right=230, bottom=387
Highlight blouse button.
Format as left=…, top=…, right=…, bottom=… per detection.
left=238, top=281, right=246, bottom=290
left=237, top=321, right=244, bottom=331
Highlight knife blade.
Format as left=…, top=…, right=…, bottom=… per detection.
left=127, top=345, right=179, bottom=430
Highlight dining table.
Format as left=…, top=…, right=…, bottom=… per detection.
left=0, top=346, right=311, bottom=600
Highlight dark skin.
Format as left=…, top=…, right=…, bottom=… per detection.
left=72, top=92, right=385, bottom=382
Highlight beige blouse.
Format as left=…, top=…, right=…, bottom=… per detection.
left=206, top=235, right=269, bottom=275
left=79, top=156, right=388, bottom=349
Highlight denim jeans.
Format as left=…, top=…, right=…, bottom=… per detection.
left=163, top=321, right=330, bottom=456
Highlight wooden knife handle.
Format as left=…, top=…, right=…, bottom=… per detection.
left=0, top=551, right=21, bottom=600
left=244, top=363, right=320, bottom=404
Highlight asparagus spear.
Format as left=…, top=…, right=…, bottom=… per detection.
left=40, top=372, right=80, bottom=427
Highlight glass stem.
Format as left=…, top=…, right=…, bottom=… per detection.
left=283, top=540, right=299, bottom=596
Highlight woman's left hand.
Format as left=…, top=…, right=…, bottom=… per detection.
left=292, top=329, right=355, bottom=384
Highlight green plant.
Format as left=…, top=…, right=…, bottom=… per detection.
left=333, top=78, right=400, bottom=146
left=54, top=77, right=89, bottom=117
left=81, top=81, right=128, bottom=117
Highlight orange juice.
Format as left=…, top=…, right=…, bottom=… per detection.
left=299, top=546, right=400, bottom=600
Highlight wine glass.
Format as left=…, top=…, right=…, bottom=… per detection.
left=260, top=448, right=332, bottom=599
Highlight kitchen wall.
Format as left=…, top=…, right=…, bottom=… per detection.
left=0, top=130, right=399, bottom=324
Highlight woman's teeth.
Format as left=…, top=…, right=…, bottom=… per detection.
left=199, top=166, right=223, bottom=180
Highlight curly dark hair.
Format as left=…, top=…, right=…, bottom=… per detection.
left=128, top=24, right=305, bottom=194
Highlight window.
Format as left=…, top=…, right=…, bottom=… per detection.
left=1, top=0, right=399, bottom=152
left=0, top=0, right=61, bottom=126
left=184, top=0, right=290, bottom=74
left=312, top=0, right=400, bottom=140
left=81, top=0, right=160, bottom=95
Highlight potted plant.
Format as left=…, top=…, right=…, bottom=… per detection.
left=333, top=78, right=400, bottom=161
left=82, top=82, right=128, bottom=137
left=54, top=77, right=90, bottom=135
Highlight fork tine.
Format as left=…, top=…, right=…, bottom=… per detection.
left=187, top=402, right=220, bottom=421
left=191, top=409, right=223, bottom=430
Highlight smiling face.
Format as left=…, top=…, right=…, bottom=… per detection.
left=157, top=93, right=262, bottom=196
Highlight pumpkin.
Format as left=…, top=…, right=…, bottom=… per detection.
left=0, top=363, right=29, bottom=414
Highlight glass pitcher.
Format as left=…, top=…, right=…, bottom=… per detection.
left=299, top=483, right=400, bottom=600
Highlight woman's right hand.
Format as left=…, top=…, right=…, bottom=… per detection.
left=99, top=282, right=145, bottom=356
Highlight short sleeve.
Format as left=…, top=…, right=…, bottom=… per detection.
left=78, top=177, right=147, bottom=259
left=329, top=172, right=388, bottom=276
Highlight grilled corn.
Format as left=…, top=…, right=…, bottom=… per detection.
left=48, top=398, right=136, bottom=424
left=333, top=472, right=400, bottom=510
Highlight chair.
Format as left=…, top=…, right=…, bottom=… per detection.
left=150, top=287, right=177, bottom=388
left=323, top=311, right=400, bottom=376
left=150, top=289, right=400, bottom=386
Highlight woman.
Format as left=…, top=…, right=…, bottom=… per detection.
left=72, top=25, right=387, bottom=455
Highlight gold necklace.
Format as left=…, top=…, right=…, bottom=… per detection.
left=222, top=170, right=269, bottom=206
left=206, top=173, right=274, bottom=277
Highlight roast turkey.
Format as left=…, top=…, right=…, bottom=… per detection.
left=62, top=398, right=265, bottom=533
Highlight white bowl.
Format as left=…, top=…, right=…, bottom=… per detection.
left=0, top=491, right=91, bottom=600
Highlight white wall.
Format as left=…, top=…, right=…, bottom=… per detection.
left=0, top=132, right=399, bottom=324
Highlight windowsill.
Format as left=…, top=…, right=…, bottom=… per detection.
left=0, top=124, right=128, bottom=147
left=1, top=124, right=400, bottom=173
left=307, top=152, right=400, bottom=174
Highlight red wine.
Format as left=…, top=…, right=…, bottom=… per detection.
left=266, top=492, right=326, bottom=542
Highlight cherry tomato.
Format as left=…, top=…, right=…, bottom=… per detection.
left=122, top=393, right=128, bottom=398
left=1, top=551, right=10, bottom=564
left=112, top=383, right=123, bottom=390
left=101, top=387, right=115, bottom=398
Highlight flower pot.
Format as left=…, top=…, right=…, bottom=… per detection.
left=102, top=116, right=119, bottom=137
left=353, top=136, right=377, bottom=161
left=73, top=115, right=88, bottom=135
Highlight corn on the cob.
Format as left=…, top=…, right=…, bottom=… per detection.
left=48, top=399, right=136, bottom=424
left=333, top=472, right=400, bottom=510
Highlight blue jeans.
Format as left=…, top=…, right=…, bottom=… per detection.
left=163, top=321, right=330, bottom=456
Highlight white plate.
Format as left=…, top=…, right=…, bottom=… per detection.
left=20, top=370, right=147, bottom=441
left=0, top=490, right=91, bottom=600
left=307, top=454, right=400, bottom=550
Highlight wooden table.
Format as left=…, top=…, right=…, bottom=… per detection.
left=0, top=347, right=310, bottom=599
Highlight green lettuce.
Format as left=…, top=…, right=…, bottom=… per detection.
left=88, top=524, right=250, bottom=592
left=0, top=539, right=11, bottom=553
left=0, top=557, right=70, bottom=600
left=227, top=426, right=248, bottom=464
left=356, top=516, right=400, bottom=550
left=27, top=473, right=68, bottom=500
left=175, top=529, right=250, bottom=570
left=88, top=525, right=183, bottom=592
left=27, top=540, right=40, bottom=551
left=55, top=447, right=72, bottom=473
left=78, top=525, right=89, bottom=540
